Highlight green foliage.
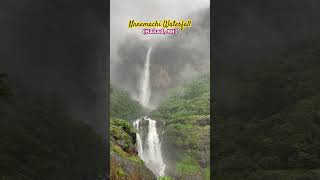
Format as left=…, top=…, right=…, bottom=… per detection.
left=110, top=86, right=148, bottom=177
left=151, top=74, right=210, bottom=178
left=116, top=167, right=125, bottom=178
left=152, top=74, right=210, bottom=121
left=111, top=118, right=136, bottom=135
left=110, top=85, right=144, bottom=120
left=111, top=142, right=128, bottom=157
left=157, top=176, right=174, bottom=180
left=0, top=94, right=104, bottom=180
left=214, top=46, right=320, bottom=179
left=110, top=119, right=143, bottom=165
left=129, top=155, right=144, bottom=165
left=175, top=154, right=211, bottom=180
left=111, top=126, right=132, bottom=149
left=176, top=155, right=201, bottom=175
left=204, top=167, right=210, bottom=180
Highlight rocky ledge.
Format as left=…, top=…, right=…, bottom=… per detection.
left=110, top=118, right=156, bottom=180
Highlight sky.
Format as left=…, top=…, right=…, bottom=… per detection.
left=110, top=0, right=210, bottom=63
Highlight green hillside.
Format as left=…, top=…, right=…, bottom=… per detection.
left=0, top=74, right=105, bottom=180
left=214, top=46, right=320, bottom=179
left=110, top=85, right=144, bottom=120
left=151, top=74, right=210, bottom=180
left=109, top=85, right=155, bottom=179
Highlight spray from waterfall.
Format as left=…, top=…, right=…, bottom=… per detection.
left=133, top=117, right=166, bottom=177
left=139, top=46, right=152, bottom=107
left=134, top=46, right=166, bottom=177
left=133, top=119, right=144, bottom=159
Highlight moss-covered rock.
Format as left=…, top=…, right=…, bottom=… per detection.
left=111, top=153, right=155, bottom=180
left=110, top=118, right=156, bottom=180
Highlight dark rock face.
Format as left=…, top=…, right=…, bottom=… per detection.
left=150, top=64, right=171, bottom=88
left=137, top=118, right=166, bottom=149
left=111, top=154, right=156, bottom=180
left=140, top=118, right=150, bottom=126
left=110, top=119, right=156, bottom=180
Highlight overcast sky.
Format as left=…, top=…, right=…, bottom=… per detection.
left=110, top=0, right=210, bottom=62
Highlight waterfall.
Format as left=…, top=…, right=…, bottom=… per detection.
left=135, top=46, right=166, bottom=176
left=139, top=46, right=152, bottom=107
left=133, top=119, right=144, bottom=159
left=133, top=117, right=166, bottom=177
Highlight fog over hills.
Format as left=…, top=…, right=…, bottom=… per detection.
left=111, top=0, right=210, bottom=107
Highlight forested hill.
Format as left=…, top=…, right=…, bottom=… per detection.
left=0, top=74, right=105, bottom=179
left=109, top=85, right=155, bottom=179
left=213, top=1, right=320, bottom=179
left=214, top=45, right=320, bottom=180
left=110, top=85, right=144, bottom=120
left=151, top=74, right=210, bottom=180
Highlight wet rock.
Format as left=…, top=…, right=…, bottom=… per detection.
left=140, top=118, right=149, bottom=126
left=111, top=153, right=156, bottom=180
left=110, top=118, right=156, bottom=179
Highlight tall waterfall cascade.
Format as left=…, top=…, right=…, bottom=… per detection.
left=139, top=46, right=152, bottom=108
left=134, top=46, right=166, bottom=177
left=133, top=117, right=166, bottom=177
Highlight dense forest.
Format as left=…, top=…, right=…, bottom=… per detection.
left=213, top=1, right=320, bottom=179
left=0, top=74, right=105, bottom=180
left=214, top=44, right=320, bottom=180
left=0, top=0, right=107, bottom=179
left=110, top=86, right=145, bottom=121
left=151, top=74, right=210, bottom=179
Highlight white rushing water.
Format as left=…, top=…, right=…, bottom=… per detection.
left=134, top=47, right=166, bottom=176
left=133, top=119, right=144, bottom=158
left=139, top=46, right=152, bottom=107
left=133, top=117, right=166, bottom=177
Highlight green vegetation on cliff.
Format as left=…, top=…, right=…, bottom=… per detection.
left=151, top=74, right=210, bottom=180
left=214, top=46, right=320, bottom=180
left=110, top=85, right=144, bottom=120
left=110, top=85, right=154, bottom=180
left=110, top=118, right=155, bottom=180
left=152, top=75, right=209, bottom=120
left=0, top=74, right=105, bottom=180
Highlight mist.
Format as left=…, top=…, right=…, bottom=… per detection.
left=213, top=0, right=320, bottom=112
left=0, top=0, right=107, bottom=133
left=110, top=0, right=210, bottom=107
